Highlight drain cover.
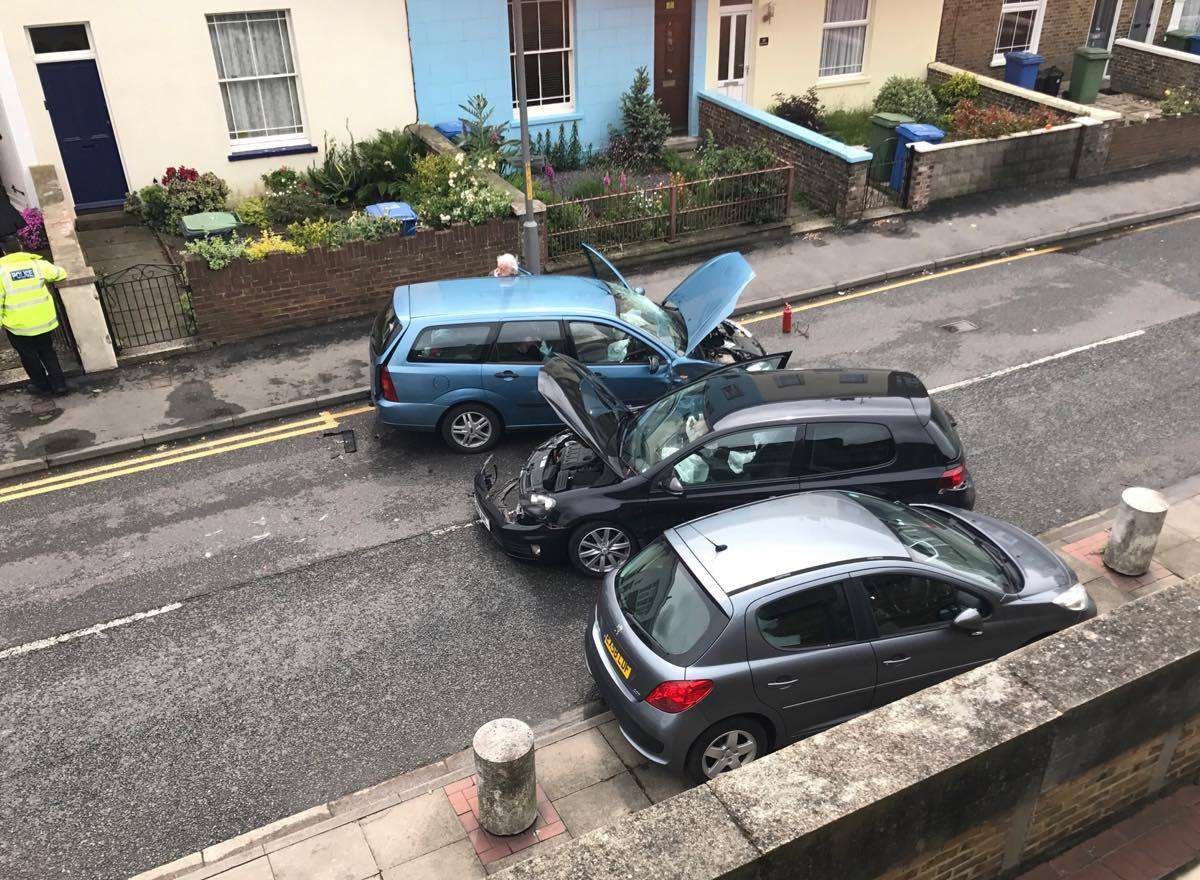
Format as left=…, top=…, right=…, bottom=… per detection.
left=941, top=319, right=979, bottom=333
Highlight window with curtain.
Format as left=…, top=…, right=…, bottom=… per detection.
left=993, top=0, right=1046, bottom=63
left=1174, top=0, right=1200, bottom=31
left=819, top=0, right=870, bottom=78
left=508, top=0, right=574, bottom=113
left=207, top=11, right=304, bottom=143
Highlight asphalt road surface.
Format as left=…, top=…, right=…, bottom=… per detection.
left=2, top=215, right=1199, bottom=880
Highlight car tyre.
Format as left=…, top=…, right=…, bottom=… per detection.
left=685, top=716, right=770, bottom=784
left=568, top=522, right=637, bottom=578
left=441, top=403, right=502, bottom=454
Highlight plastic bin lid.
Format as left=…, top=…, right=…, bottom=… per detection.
left=1074, top=45, right=1112, bottom=59
left=181, top=211, right=239, bottom=232
left=871, top=112, right=913, bottom=128
left=1166, top=28, right=1196, bottom=37
left=364, top=202, right=417, bottom=220
left=896, top=122, right=945, bottom=140
left=1005, top=51, right=1044, bottom=63
left=434, top=120, right=464, bottom=135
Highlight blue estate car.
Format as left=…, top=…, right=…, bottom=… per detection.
left=370, top=245, right=766, bottom=452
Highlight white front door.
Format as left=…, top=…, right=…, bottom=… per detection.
left=716, top=4, right=752, bottom=102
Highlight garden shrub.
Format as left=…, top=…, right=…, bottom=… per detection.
left=935, top=72, right=982, bottom=111
left=263, top=187, right=339, bottom=225
left=695, top=133, right=777, bottom=176
left=567, top=176, right=607, bottom=201
left=505, top=170, right=554, bottom=203
left=355, top=129, right=421, bottom=203
left=17, top=208, right=47, bottom=251
left=534, top=121, right=590, bottom=172
left=244, top=229, right=305, bottom=261
left=184, top=235, right=247, bottom=270
left=606, top=67, right=671, bottom=170
left=412, top=151, right=511, bottom=229
left=1162, top=86, right=1199, bottom=117
left=342, top=211, right=405, bottom=241
left=770, top=89, right=825, bottom=132
left=304, top=134, right=370, bottom=207
left=459, top=94, right=516, bottom=172
left=236, top=197, right=269, bottom=229
left=286, top=217, right=346, bottom=249
left=262, top=166, right=302, bottom=194
left=948, top=100, right=1063, bottom=140
left=126, top=166, right=229, bottom=233
left=873, top=76, right=940, bottom=123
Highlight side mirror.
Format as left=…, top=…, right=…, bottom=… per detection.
left=664, top=474, right=684, bottom=494
left=952, top=608, right=984, bottom=634
left=634, top=286, right=646, bottom=295
left=648, top=355, right=662, bottom=374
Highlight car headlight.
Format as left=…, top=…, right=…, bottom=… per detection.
left=1053, top=583, right=1089, bottom=612
left=521, top=492, right=557, bottom=519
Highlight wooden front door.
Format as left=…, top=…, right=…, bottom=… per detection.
left=654, top=0, right=693, bottom=133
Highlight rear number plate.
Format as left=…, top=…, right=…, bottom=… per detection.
left=604, top=633, right=632, bottom=680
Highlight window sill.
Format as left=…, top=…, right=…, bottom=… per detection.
left=227, top=143, right=318, bottom=162
left=509, top=110, right=583, bottom=128
left=813, top=74, right=871, bottom=89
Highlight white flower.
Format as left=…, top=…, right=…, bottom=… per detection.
left=440, top=214, right=450, bottom=223
left=455, top=152, right=466, bottom=165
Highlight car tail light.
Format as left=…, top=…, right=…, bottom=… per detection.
left=645, top=680, right=713, bottom=714
left=939, top=464, right=966, bottom=492
left=378, top=367, right=399, bottom=403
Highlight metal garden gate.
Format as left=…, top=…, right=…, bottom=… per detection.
left=96, top=263, right=195, bottom=353
left=862, top=136, right=906, bottom=213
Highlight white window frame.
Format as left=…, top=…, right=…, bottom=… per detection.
left=819, top=1, right=872, bottom=80
left=991, top=0, right=1048, bottom=67
left=1170, top=0, right=1200, bottom=30
left=508, top=0, right=576, bottom=118
left=206, top=10, right=310, bottom=152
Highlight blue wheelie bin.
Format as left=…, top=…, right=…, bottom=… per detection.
left=1004, top=51, right=1044, bottom=89
left=365, top=202, right=419, bottom=235
left=891, top=123, right=946, bottom=193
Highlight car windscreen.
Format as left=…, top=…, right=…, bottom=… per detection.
left=609, top=284, right=686, bottom=354
left=615, top=538, right=727, bottom=665
left=621, top=380, right=712, bottom=474
left=850, top=493, right=1009, bottom=586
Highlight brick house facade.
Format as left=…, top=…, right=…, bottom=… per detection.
left=937, top=0, right=1189, bottom=81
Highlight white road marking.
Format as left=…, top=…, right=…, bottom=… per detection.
left=928, top=330, right=1146, bottom=395
left=430, top=521, right=482, bottom=537
left=0, top=602, right=183, bottom=661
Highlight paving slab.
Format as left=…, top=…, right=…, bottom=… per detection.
left=210, top=859, right=275, bottom=880
left=381, top=839, right=482, bottom=880
left=1166, top=499, right=1200, bottom=540
left=629, top=762, right=690, bottom=804
left=359, top=791, right=465, bottom=870
left=553, top=772, right=651, bottom=836
left=596, top=719, right=645, bottom=770
left=1159, top=541, right=1200, bottom=579
left=267, top=823, right=377, bottom=880
left=534, top=728, right=625, bottom=800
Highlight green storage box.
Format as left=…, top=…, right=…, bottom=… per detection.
left=1164, top=29, right=1193, bottom=51
left=868, top=113, right=913, bottom=183
left=1066, top=46, right=1111, bottom=104
left=180, top=211, right=240, bottom=240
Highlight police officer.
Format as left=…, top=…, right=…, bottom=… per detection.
left=0, top=245, right=69, bottom=396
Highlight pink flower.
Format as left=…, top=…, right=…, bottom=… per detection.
left=545, top=163, right=556, bottom=181
left=603, top=173, right=612, bottom=189
left=618, top=171, right=627, bottom=190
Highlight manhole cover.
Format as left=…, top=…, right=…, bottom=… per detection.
left=941, top=319, right=979, bottom=333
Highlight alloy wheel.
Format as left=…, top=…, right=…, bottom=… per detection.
left=576, top=527, right=632, bottom=574
left=450, top=411, right=493, bottom=449
left=701, top=729, right=758, bottom=778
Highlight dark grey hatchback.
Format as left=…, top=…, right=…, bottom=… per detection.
left=585, top=490, right=1095, bottom=783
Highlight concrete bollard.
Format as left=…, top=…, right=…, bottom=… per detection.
left=473, top=718, right=537, bottom=836
left=1103, top=487, right=1169, bottom=576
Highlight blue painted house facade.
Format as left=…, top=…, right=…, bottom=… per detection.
left=406, top=0, right=707, bottom=153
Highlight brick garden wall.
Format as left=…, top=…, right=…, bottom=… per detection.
left=1110, top=39, right=1200, bottom=99
left=1105, top=114, right=1200, bottom=173
left=927, top=62, right=1100, bottom=116
left=185, top=217, right=520, bottom=344
left=937, top=0, right=1098, bottom=78
left=698, top=94, right=867, bottom=221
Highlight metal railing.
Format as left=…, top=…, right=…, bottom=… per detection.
left=96, top=263, right=196, bottom=353
left=545, top=165, right=795, bottom=258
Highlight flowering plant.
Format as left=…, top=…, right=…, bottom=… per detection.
left=948, top=101, right=1064, bottom=141
left=162, top=166, right=200, bottom=185
left=17, top=208, right=47, bottom=251
left=244, top=229, right=305, bottom=261
left=412, top=151, right=511, bottom=229
left=1162, top=86, right=1199, bottom=117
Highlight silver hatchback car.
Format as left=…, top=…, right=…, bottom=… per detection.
left=584, top=490, right=1096, bottom=783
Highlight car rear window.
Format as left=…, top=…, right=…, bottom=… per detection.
left=927, top=401, right=963, bottom=461
left=407, top=323, right=494, bottom=363
left=808, top=422, right=896, bottom=473
left=615, top=539, right=727, bottom=664
left=371, top=303, right=400, bottom=354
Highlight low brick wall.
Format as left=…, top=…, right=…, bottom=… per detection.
left=501, top=577, right=1200, bottom=880
left=1110, top=38, right=1200, bottom=99
left=1106, top=114, right=1200, bottom=173
left=186, top=217, right=520, bottom=345
left=927, top=61, right=1111, bottom=119
left=697, top=90, right=870, bottom=222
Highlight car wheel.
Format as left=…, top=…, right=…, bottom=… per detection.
left=568, top=522, right=636, bottom=578
left=441, top=404, right=502, bottom=454
left=685, top=717, right=770, bottom=784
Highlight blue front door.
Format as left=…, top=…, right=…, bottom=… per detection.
left=37, top=60, right=128, bottom=210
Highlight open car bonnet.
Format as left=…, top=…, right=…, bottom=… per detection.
left=537, top=356, right=631, bottom=476
left=664, top=253, right=756, bottom=354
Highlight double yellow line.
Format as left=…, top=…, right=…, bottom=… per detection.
left=0, top=404, right=374, bottom=504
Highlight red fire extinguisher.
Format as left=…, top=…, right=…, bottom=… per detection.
left=782, top=303, right=793, bottom=334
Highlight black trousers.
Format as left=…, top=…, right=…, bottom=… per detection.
left=5, top=329, right=67, bottom=392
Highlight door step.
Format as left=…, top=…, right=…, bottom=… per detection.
left=666, top=135, right=701, bottom=155
left=75, top=208, right=138, bottom=232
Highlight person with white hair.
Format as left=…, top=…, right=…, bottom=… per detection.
left=492, top=253, right=520, bottom=277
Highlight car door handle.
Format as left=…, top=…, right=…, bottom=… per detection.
left=493, top=370, right=517, bottom=379
left=882, top=655, right=911, bottom=665
left=767, top=677, right=799, bottom=688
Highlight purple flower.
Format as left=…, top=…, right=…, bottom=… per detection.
left=17, top=207, right=47, bottom=251
left=544, top=163, right=556, bottom=181
left=603, top=173, right=612, bottom=189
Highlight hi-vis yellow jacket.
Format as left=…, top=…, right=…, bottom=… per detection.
left=0, top=251, right=67, bottom=336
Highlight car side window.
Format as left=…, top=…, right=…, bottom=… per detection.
left=569, top=321, right=654, bottom=365
left=757, top=581, right=857, bottom=651
left=490, top=320, right=564, bottom=364
left=861, top=572, right=989, bottom=636
left=408, top=324, right=494, bottom=363
left=808, top=422, right=895, bottom=473
left=673, top=426, right=797, bottom=487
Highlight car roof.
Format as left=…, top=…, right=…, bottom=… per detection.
left=701, top=368, right=927, bottom=432
left=401, top=276, right=617, bottom=320
left=669, top=490, right=907, bottom=594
